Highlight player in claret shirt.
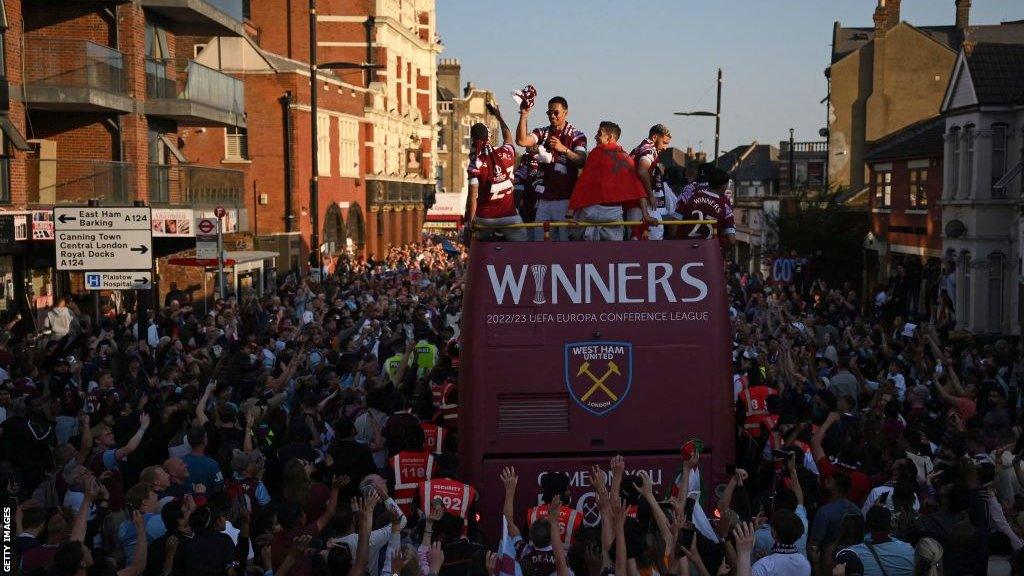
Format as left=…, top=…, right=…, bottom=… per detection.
left=671, top=166, right=736, bottom=248
left=465, top=103, right=526, bottom=241
left=517, top=95, right=588, bottom=241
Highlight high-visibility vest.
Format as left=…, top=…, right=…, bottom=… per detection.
left=415, top=340, right=438, bottom=376
left=438, top=381, right=458, bottom=427
left=742, top=385, right=777, bottom=437
left=527, top=504, right=583, bottom=545
left=421, top=422, right=445, bottom=454
left=391, top=451, right=435, bottom=515
left=420, top=478, right=476, bottom=520
left=384, top=354, right=405, bottom=382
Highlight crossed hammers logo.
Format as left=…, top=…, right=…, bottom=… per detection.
left=577, top=360, right=621, bottom=402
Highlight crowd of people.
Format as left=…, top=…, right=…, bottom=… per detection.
left=4, top=89, right=1024, bottom=575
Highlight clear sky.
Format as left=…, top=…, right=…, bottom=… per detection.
left=436, top=0, right=1024, bottom=157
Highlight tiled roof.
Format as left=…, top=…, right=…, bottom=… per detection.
left=830, top=20, right=1024, bottom=64
left=865, top=116, right=946, bottom=162
left=964, top=43, right=1024, bottom=105
left=719, top=144, right=779, bottom=182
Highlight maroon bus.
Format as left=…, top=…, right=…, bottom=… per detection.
left=459, top=238, right=734, bottom=539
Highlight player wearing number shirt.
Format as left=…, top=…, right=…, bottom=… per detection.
left=671, top=167, right=735, bottom=248
left=465, top=103, right=526, bottom=242
left=628, top=124, right=674, bottom=240
left=516, top=96, right=588, bottom=241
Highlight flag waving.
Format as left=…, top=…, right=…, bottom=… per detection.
left=569, top=143, right=647, bottom=210
left=498, top=517, right=523, bottom=576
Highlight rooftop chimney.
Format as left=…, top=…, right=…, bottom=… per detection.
left=873, top=0, right=888, bottom=35
left=886, top=0, right=901, bottom=29
left=956, top=0, right=971, bottom=31
left=437, top=58, right=461, bottom=100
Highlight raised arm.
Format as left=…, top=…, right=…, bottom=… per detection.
left=71, top=474, right=98, bottom=543
left=811, top=411, right=840, bottom=464
left=717, top=468, right=747, bottom=516
left=516, top=110, right=537, bottom=147
left=612, top=497, right=628, bottom=576
left=75, top=412, right=93, bottom=467
left=118, top=511, right=148, bottom=576
left=488, top=103, right=514, bottom=147
left=500, top=466, right=520, bottom=538
left=316, top=475, right=350, bottom=532
left=348, top=491, right=381, bottom=576
left=638, top=470, right=673, bottom=552
left=115, top=413, right=151, bottom=460
left=788, top=455, right=804, bottom=507
left=610, top=455, right=625, bottom=501
left=195, top=382, right=215, bottom=426
left=548, top=497, right=570, bottom=576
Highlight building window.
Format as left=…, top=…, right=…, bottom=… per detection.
left=317, top=113, right=331, bottom=175
left=962, top=252, right=972, bottom=327
left=964, top=125, right=975, bottom=197
left=376, top=210, right=384, bottom=237
left=991, top=123, right=1008, bottom=191
left=0, top=138, right=9, bottom=203
left=225, top=127, right=248, bottom=160
left=874, top=170, right=892, bottom=207
left=909, top=168, right=928, bottom=207
left=339, top=118, right=359, bottom=177
left=949, top=127, right=960, bottom=196
left=988, top=252, right=1005, bottom=332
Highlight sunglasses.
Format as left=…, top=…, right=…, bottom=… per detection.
left=546, top=110, right=560, bottom=116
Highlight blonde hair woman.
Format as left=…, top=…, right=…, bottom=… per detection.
left=913, top=538, right=942, bottom=576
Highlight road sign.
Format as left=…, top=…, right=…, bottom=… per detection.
left=54, top=207, right=153, bottom=271
left=195, top=217, right=219, bottom=260
left=84, top=271, right=152, bottom=290
left=214, top=206, right=226, bottom=219
left=54, top=206, right=151, bottom=230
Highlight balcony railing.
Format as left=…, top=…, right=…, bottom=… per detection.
left=779, top=141, right=828, bottom=154
left=23, top=36, right=131, bottom=112
left=373, top=182, right=426, bottom=204
left=148, top=164, right=244, bottom=207
left=27, top=159, right=134, bottom=205
left=146, top=57, right=245, bottom=125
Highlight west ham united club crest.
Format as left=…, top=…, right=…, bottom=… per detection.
left=564, top=341, right=633, bottom=416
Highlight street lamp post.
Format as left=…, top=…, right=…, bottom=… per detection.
left=308, top=0, right=381, bottom=275
left=675, top=68, right=723, bottom=166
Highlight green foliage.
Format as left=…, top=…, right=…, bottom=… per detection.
left=768, top=186, right=868, bottom=287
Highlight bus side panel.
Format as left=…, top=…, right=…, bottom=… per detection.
left=476, top=455, right=709, bottom=542
left=459, top=241, right=734, bottom=541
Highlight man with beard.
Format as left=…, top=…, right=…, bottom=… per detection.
left=628, top=124, right=674, bottom=240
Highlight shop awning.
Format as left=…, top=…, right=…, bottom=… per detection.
left=224, top=250, right=279, bottom=264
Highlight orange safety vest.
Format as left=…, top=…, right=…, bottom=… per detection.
left=391, top=451, right=435, bottom=515
left=421, top=422, right=446, bottom=454
left=527, top=504, right=583, bottom=544
left=420, top=478, right=477, bottom=520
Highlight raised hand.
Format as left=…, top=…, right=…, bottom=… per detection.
left=500, top=467, right=518, bottom=494
left=427, top=541, right=445, bottom=574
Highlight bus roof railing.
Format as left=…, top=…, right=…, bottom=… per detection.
left=470, top=219, right=719, bottom=240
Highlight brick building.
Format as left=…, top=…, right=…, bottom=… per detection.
left=826, top=0, right=1024, bottom=196
left=184, top=0, right=440, bottom=267
left=0, top=0, right=250, bottom=325
left=863, top=116, right=945, bottom=319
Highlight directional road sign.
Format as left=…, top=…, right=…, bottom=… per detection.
left=54, top=206, right=153, bottom=271
left=84, top=271, right=153, bottom=290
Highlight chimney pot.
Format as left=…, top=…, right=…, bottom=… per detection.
left=956, top=0, right=971, bottom=31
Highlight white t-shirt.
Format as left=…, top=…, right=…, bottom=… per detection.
left=752, top=552, right=811, bottom=576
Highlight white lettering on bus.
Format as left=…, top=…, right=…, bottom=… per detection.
left=535, top=468, right=664, bottom=489
left=487, top=264, right=528, bottom=304
left=486, top=262, right=708, bottom=306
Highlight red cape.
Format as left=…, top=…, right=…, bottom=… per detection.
left=569, top=142, right=647, bottom=209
